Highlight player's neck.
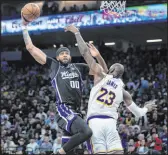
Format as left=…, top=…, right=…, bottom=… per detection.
left=60, top=62, right=69, bottom=67
left=111, top=73, right=117, bottom=78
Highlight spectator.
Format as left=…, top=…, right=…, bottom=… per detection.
left=3, top=116, right=11, bottom=129
left=40, top=135, right=53, bottom=154
left=126, top=78, right=137, bottom=90
left=138, top=77, right=149, bottom=96
left=35, top=107, right=47, bottom=121
left=124, top=113, right=135, bottom=126
left=1, top=58, right=8, bottom=72
left=1, top=109, right=9, bottom=125
left=128, top=126, right=136, bottom=140
left=29, top=75, right=37, bottom=88
left=16, top=137, right=26, bottom=154
left=26, top=137, right=39, bottom=154
left=1, top=139, right=5, bottom=154
left=70, top=6, right=74, bottom=12
left=163, top=110, right=167, bottom=126
left=13, top=132, right=20, bottom=145
left=50, top=2, right=59, bottom=14
left=119, top=124, right=128, bottom=152
left=48, top=116, right=58, bottom=130
left=62, top=7, right=67, bottom=13
left=22, top=117, right=30, bottom=132
left=41, top=126, right=52, bottom=142
left=45, top=112, right=55, bottom=125
left=1, top=127, right=7, bottom=140
left=3, top=136, right=17, bottom=154
left=42, top=2, right=49, bottom=15
left=161, top=126, right=167, bottom=151
left=133, top=125, right=141, bottom=140
left=153, top=135, right=162, bottom=152
left=15, top=113, right=23, bottom=124
left=136, top=139, right=149, bottom=154
left=81, top=4, right=88, bottom=11
left=73, top=4, right=79, bottom=12
left=34, top=123, right=42, bottom=135
left=53, top=137, right=62, bottom=154
left=153, top=111, right=161, bottom=125
left=35, top=132, right=42, bottom=146
left=135, top=134, right=145, bottom=148
left=127, top=139, right=136, bottom=154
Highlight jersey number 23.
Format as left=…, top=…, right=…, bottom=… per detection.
left=97, top=87, right=116, bottom=106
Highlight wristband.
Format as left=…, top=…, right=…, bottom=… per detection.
left=75, top=31, right=80, bottom=35
left=22, top=25, right=27, bottom=30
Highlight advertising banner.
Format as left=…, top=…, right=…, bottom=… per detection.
left=1, top=3, right=167, bottom=35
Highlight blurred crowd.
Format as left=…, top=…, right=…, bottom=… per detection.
left=1, top=44, right=167, bottom=154
left=1, top=1, right=94, bottom=19
left=42, top=2, right=90, bottom=15
left=2, top=0, right=166, bottom=19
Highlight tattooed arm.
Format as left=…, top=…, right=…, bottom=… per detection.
left=65, top=25, right=105, bottom=78
left=21, top=15, right=46, bottom=65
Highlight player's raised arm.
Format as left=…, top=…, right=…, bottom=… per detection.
left=21, top=13, right=46, bottom=65
left=64, top=25, right=104, bottom=77
left=123, top=89, right=157, bottom=118
left=87, top=43, right=108, bottom=73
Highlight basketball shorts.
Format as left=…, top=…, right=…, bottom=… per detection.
left=87, top=116, right=123, bottom=154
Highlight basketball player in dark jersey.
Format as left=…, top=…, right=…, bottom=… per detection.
left=21, top=15, right=108, bottom=154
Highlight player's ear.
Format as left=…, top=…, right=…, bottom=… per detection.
left=56, top=56, right=59, bottom=61
left=69, top=56, right=71, bottom=62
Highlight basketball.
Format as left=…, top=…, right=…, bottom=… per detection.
left=21, top=3, right=40, bottom=22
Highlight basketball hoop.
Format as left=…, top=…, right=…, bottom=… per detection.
left=100, top=1, right=126, bottom=16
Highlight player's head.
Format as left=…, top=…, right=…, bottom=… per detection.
left=108, top=63, right=124, bottom=78
left=56, top=47, right=71, bottom=65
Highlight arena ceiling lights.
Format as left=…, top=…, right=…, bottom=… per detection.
left=105, top=42, right=115, bottom=46
left=146, top=39, right=162, bottom=43
left=75, top=41, right=94, bottom=46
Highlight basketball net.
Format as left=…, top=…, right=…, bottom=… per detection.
left=100, top=1, right=126, bottom=16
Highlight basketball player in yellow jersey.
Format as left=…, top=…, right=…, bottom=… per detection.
left=65, top=25, right=157, bottom=154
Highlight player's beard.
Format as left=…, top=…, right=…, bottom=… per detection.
left=60, top=58, right=70, bottom=65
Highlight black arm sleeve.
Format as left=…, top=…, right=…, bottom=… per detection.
left=44, top=57, right=60, bottom=80
left=75, top=63, right=89, bottom=80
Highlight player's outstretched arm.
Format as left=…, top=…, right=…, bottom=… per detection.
left=21, top=13, right=46, bottom=65
left=123, top=89, right=157, bottom=118
left=65, top=25, right=104, bottom=77
left=87, top=43, right=108, bottom=73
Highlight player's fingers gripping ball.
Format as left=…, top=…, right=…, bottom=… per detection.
left=21, top=3, right=40, bottom=22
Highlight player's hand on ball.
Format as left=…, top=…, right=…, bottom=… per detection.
left=87, top=43, right=100, bottom=57
left=21, top=11, right=29, bottom=26
left=144, top=99, right=157, bottom=112
left=64, top=25, right=79, bottom=34
left=21, top=3, right=40, bottom=25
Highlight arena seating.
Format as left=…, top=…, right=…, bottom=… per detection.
left=1, top=43, right=167, bottom=154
